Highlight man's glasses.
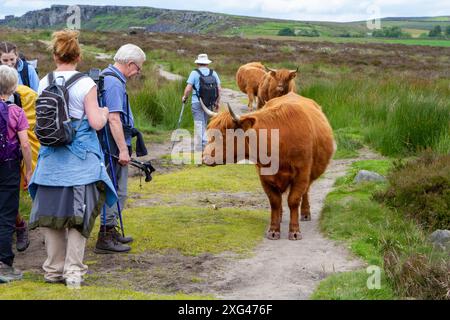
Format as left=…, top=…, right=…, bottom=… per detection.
left=131, top=61, right=142, bottom=73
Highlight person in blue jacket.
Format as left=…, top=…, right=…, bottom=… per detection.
left=0, top=42, right=39, bottom=92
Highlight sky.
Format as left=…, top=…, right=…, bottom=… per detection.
left=1, top=0, right=450, bottom=22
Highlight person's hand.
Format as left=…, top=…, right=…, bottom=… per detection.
left=24, top=170, right=32, bottom=190
left=102, top=107, right=109, bottom=124
left=118, top=150, right=131, bottom=166
left=182, top=96, right=187, bottom=103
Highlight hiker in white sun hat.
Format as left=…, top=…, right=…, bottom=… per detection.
left=182, top=53, right=221, bottom=152
left=194, top=53, right=212, bottom=64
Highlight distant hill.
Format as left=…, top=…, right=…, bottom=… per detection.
left=1, top=5, right=449, bottom=38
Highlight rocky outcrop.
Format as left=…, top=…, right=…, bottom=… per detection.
left=0, top=5, right=238, bottom=34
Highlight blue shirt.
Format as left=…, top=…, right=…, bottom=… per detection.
left=29, top=119, right=118, bottom=208
left=101, top=65, right=134, bottom=146
left=187, top=67, right=221, bottom=104
left=17, top=59, right=39, bottom=92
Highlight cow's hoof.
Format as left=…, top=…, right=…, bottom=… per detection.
left=301, top=215, right=311, bottom=221
left=288, top=231, right=302, bottom=240
left=266, top=230, right=280, bottom=240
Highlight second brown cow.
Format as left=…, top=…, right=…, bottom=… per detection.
left=257, top=68, right=297, bottom=109
left=236, top=62, right=267, bottom=111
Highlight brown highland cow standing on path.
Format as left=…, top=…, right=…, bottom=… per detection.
left=236, top=62, right=267, bottom=111
left=201, top=92, right=335, bottom=241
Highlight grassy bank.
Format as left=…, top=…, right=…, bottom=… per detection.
left=312, top=159, right=449, bottom=300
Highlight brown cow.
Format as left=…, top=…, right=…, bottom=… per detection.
left=200, top=93, right=335, bottom=240
left=257, top=68, right=297, bottom=109
left=236, top=62, right=267, bottom=111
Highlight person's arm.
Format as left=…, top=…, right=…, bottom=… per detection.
left=17, top=130, right=32, bottom=188
left=182, top=84, right=193, bottom=102
left=28, top=65, right=40, bottom=93
left=108, top=112, right=130, bottom=166
left=84, top=86, right=109, bottom=131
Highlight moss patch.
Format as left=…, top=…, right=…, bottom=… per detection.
left=89, top=205, right=268, bottom=256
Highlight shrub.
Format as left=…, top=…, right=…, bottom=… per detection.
left=384, top=247, right=449, bottom=300
left=374, top=151, right=450, bottom=230
left=278, top=28, right=295, bottom=36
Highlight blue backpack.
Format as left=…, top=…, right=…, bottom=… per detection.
left=0, top=101, right=20, bottom=162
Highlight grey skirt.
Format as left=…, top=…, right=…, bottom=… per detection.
left=29, top=183, right=105, bottom=238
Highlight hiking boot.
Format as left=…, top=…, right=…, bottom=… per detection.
left=110, top=227, right=134, bottom=244
left=94, top=231, right=131, bottom=254
left=45, top=278, right=65, bottom=285
left=16, top=221, right=30, bottom=252
left=0, top=262, right=23, bottom=284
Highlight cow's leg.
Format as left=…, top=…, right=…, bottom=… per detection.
left=300, top=186, right=311, bottom=221
left=287, top=174, right=310, bottom=240
left=246, top=89, right=255, bottom=111
left=260, top=180, right=282, bottom=240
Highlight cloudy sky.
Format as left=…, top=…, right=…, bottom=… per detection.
left=1, top=0, right=449, bottom=22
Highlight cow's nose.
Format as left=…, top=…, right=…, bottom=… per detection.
left=276, top=86, right=284, bottom=92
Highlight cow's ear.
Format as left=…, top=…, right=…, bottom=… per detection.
left=240, top=116, right=256, bottom=131
left=270, top=70, right=277, bottom=78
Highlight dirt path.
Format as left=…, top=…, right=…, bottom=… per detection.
left=207, top=157, right=367, bottom=300
left=150, top=68, right=376, bottom=299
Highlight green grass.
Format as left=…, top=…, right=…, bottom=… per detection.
left=0, top=275, right=212, bottom=300
left=244, top=34, right=450, bottom=47
left=333, top=128, right=364, bottom=159
left=311, top=270, right=396, bottom=300
left=129, top=164, right=262, bottom=196
left=301, top=76, right=450, bottom=157
left=312, top=159, right=438, bottom=299
left=93, top=205, right=267, bottom=256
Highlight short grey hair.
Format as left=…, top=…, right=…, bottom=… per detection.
left=0, top=65, right=18, bottom=96
left=114, top=44, right=146, bottom=65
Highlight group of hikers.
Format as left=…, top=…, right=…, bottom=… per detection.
left=0, top=29, right=222, bottom=287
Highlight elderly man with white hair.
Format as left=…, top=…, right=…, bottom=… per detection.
left=95, top=44, right=146, bottom=254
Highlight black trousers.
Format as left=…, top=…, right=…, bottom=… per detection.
left=0, top=159, right=20, bottom=266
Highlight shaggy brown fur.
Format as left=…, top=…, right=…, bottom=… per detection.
left=204, top=92, right=335, bottom=240
left=236, top=62, right=267, bottom=111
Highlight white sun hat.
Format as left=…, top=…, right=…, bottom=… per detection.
left=195, top=53, right=212, bottom=64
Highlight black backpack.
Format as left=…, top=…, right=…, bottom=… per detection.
left=35, top=72, right=87, bottom=147
left=194, top=69, right=218, bottom=109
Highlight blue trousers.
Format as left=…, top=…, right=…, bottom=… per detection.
left=191, top=102, right=209, bottom=151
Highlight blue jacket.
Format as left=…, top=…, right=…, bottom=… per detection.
left=16, top=59, right=40, bottom=92
left=29, top=119, right=118, bottom=207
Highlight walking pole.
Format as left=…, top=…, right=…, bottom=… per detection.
left=171, top=101, right=186, bottom=150
left=102, top=124, right=126, bottom=237
left=97, top=85, right=126, bottom=238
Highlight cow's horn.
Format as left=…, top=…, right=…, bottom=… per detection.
left=290, top=66, right=299, bottom=73
left=200, top=98, right=218, bottom=117
left=227, top=103, right=241, bottom=123
left=266, top=67, right=276, bottom=73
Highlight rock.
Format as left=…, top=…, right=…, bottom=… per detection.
left=429, top=230, right=450, bottom=252
left=353, top=170, right=386, bottom=183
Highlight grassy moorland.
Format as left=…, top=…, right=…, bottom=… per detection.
left=2, top=28, right=448, bottom=299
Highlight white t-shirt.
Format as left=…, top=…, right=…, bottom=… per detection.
left=38, top=71, right=96, bottom=119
